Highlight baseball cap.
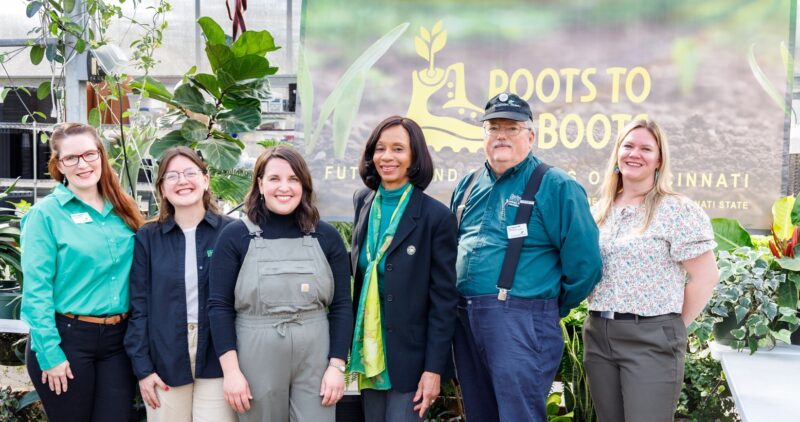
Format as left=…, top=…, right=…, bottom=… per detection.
left=480, top=93, right=532, bottom=122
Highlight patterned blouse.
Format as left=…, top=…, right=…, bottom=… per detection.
left=588, top=195, right=716, bottom=316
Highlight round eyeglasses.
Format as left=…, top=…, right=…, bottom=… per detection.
left=162, top=168, right=203, bottom=185
left=58, top=150, right=101, bottom=167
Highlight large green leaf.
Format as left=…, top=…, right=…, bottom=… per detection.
left=181, top=119, right=208, bottom=142
left=210, top=172, right=251, bottom=206
left=776, top=279, right=798, bottom=309
left=30, top=45, right=45, bottom=65
left=173, top=84, right=211, bottom=115
left=231, top=31, right=280, bottom=57
left=149, top=130, right=191, bottom=159
left=36, top=81, right=51, bottom=100
left=222, top=94, right=261, bottom=110
left=217, top=105, right=262, bottom=133
left=205, top=44, right=235, bottom=73
left=776, top=257, right=800, bottom=271
left=772, top=196, right=795, bottom=240
left=197, top=17, right=226, bottom=46
left=790, top=192, right=800, bottom=227
left=711, top=218, right=753, bottom=251
left=26, top=1, right=42, bottom=18
left=210, top=130, right=245, bottom=149
left=131, top=77, right=174, bottom=104
left=223, top=56, right=274, bottom=81
left=332, top=70, right=366, bottom=159
left=308, top=23, right=409, bottom=151
left=88, top=108, right=101, bottom=128
left=197, top=139, right=240, bottom=170
left=192, top=73, right=221, bottom=99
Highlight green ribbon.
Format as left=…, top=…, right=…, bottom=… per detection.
left=350, top=184, right=414, bottom=390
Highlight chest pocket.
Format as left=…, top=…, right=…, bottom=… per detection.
left=257, top=259, right=321, bottom=308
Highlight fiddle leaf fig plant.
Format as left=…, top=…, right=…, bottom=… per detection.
left=132, top=16, right=279, bottom=171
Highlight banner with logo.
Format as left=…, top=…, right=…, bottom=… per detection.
left=298, top=0, right=795, bottom=228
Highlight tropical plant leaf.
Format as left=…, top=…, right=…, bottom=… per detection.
left=36, top=81, right=50, bottom=100
left=197, top=138, right=240, bottom=170
left=30, top=45, right=45, bottom=65
left=772, top=196, right=795, bottom=240
left=414, top=37, right=429, bottom=61
left=231, top=31, right=280, bottom=57
left=205, top=44, right=235, bottom=73
left=149, top=130, right=191, bottom=159
left=210, top=171, right=251, bottom=206
left=63, top=0, right=75, bottom=13
left=210, top=130, right=245, bottom=149
left=131, top=76, right=174, bottom=104
left=224, top=56, right=274, bottom=81
left=308, top=22, right=409, bottom=152
left=173, top=84, right=210, bottom=115
left=748, top=43, right=790, bottom=114
left=711, top=218, right=753, bottom=251
left=45, top=42, right=56, bottom=62
left=181, top=119, right=208, bottom=142
left=192, top=73, right=221, bottom=99
left=331, top=70, right=366, bottom=159
left=197, top=16, right=226, bottom=45
left=16, top=390, right=39, bottom=411
left=217, top=105, right=261, bottom=133
left=430, top=31, right=447, bottom=55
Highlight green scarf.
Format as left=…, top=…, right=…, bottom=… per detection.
left=350, top=184, right=414, bottom=390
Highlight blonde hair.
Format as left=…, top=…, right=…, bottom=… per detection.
left=593, top=118, right=675, bottom=230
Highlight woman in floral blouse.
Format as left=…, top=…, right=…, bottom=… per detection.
left=584, top=118, right=719, bottom=422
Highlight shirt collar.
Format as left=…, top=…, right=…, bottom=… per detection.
left=483, top=154, right=536, bottom=181
left=161, top=210, right=221, bottom=234
left=53, top=183, right=113, bottom=215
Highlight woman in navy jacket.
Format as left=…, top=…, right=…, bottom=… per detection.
left=350, top=116, right=458, bottom=421
left=124, top=147, right=235, bottom=421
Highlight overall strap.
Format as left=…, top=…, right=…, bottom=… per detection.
left=496, top=163, right=551, bottom=300
left=241, top=216, right=263, bottom=238
left=455, top=169, right=480, bottom=229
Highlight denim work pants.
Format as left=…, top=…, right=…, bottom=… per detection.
left=453, top=295, right=563, bottom=422
left=26, top=313, right=136, bottom=422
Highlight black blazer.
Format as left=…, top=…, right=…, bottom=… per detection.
left=351, top=187, right=459, bottom=393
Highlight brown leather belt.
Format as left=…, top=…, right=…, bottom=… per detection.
left=61, top=313, right=129, bottom=325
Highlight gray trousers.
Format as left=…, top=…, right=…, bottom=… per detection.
left=361, top=389, right=423, bottom=422
left=583, top=314, right=687, bottom=422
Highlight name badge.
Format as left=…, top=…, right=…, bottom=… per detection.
left=70, top=212, right=92, bottom=224
left=507, top=224, right=528, bottom=239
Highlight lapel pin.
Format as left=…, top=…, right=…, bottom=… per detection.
left=407, top=245, right=416, bottom=256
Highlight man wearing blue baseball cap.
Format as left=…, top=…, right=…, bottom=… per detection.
left=450, top=93, right=602, bottom=421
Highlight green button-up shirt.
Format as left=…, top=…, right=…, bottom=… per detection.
left=450, top=154, right=602, bottom=317
left=21, top=184, right=135, bottom=370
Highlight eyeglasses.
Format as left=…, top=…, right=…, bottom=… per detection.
left=59, top=150, right=101, bottom=167
left=162, top=168, right=203, bottom=184
left=483, top=125, right=530, bottom=137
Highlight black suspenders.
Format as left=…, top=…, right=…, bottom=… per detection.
left=455, top=163, right=552, bottom=300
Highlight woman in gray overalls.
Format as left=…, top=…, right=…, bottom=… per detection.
left=208, top=147, right=354, bottom=421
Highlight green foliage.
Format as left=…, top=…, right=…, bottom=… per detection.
left=0, top=179, right=24, bottom=284
left=136, top=16, right=279, bottom=172
left=558, top=303, right=596, bottom=422
left=676, top=338, right=738, bottom=421
left=300, top=23, right=409, bottom=157
left=330, top=221, right=353, bottom=249
left=711, top=218, right=753, bottom=251
left=0, top=385, right=46, bottom=422
left=692, top=247, right=798, bottom=354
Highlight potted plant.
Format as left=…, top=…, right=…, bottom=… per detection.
left=694, top=247, right=799, bottom=353
left=0, top=179, right=24, bottom=320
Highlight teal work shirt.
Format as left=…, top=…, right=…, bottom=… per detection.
left=20, top=183, right=135, bottom=370
left=450, top=155, right=602, bottom=317
left=357, top=182, right=408, bottom=299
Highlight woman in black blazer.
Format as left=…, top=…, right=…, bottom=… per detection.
left=350, top=116, right=458, bottom=421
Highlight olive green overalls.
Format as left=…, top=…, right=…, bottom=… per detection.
left=235, top=217, right=335, bottom=422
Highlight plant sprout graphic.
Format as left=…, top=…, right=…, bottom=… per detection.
left=415, top=20, right=447, bottom=78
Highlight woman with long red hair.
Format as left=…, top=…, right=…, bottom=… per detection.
left=21, top=122, right=144, bottom=421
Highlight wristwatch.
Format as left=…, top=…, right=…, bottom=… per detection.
left=329, top=363, right=346, bottom=373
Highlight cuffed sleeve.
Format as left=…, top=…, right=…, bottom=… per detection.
left=20, top=207, right=66, bottom=370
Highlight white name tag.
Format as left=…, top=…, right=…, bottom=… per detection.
left=70, top=212, right=92, bottom=224
left=507, top=224, right=528, bottom=239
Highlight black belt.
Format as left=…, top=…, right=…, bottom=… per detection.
left=589, top=311, right=679, bottom=321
